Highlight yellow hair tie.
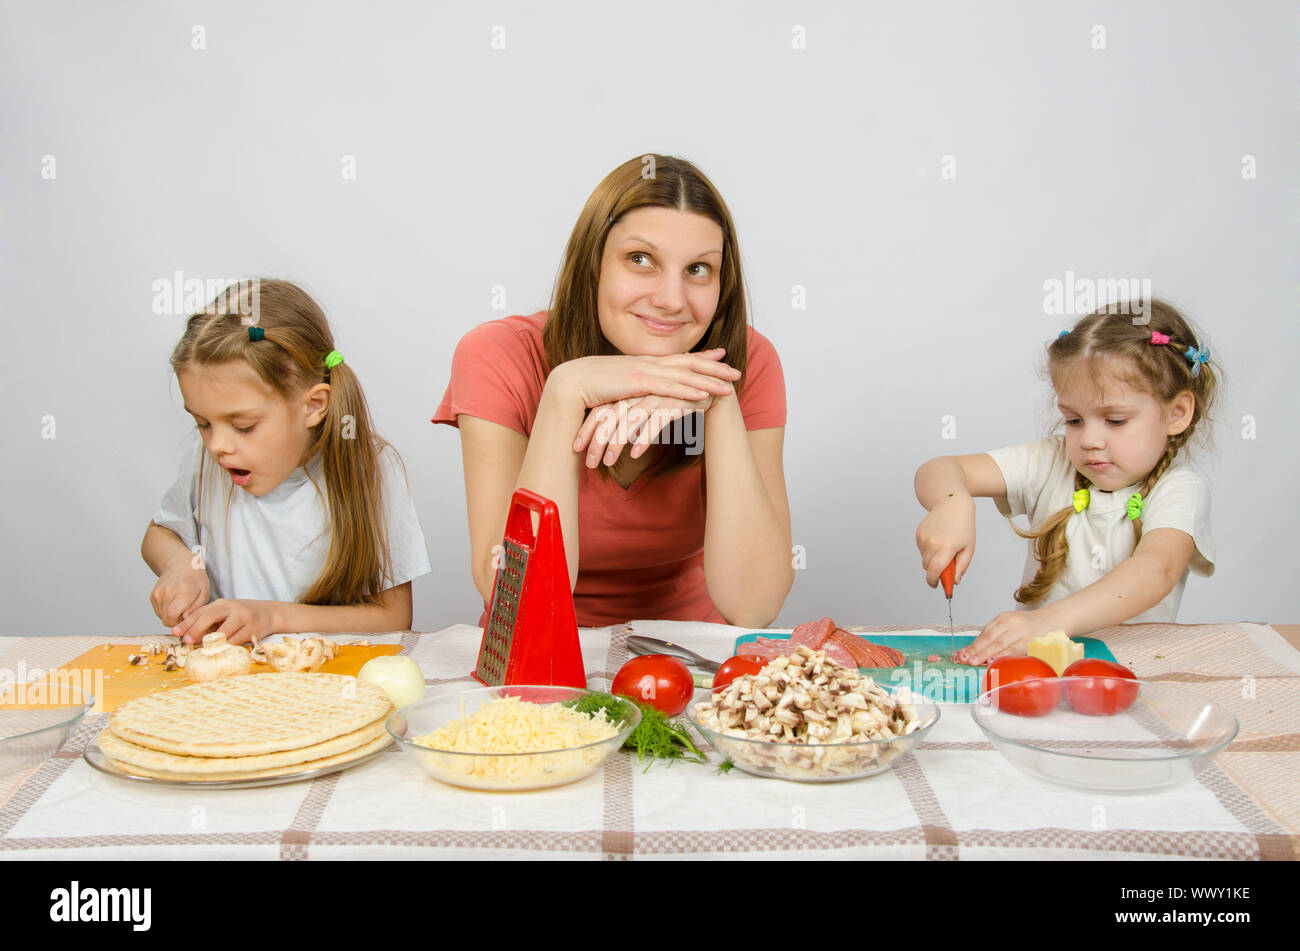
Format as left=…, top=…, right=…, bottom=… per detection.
left=1072, top=488, right=1090, bottom=513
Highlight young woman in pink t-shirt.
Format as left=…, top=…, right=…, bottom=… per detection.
left=434, top=154, right=793, bottom=628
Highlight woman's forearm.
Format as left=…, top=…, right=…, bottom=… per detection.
left=701, top=396, right=793, bottom=627
left=511, top=373, right=586, bottom=591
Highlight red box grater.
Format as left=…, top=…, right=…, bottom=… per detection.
left=472, top=488, right=586, bottom=688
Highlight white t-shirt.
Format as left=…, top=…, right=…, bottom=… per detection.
left=153, top=435, right=431, bottom=603
left=986, top=435, right=1215, bottom=623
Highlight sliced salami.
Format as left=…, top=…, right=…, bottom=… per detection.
left=819, top=639, right=858, bottom=667
left=736, top=641, right=786, bottom=661
left=829, top=627, right=905, bottom=668
left=737, top=620, right=904, bottom=669
left=790, top=617, right=836, bottom=649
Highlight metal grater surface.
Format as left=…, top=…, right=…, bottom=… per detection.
left=474, top=539, right=529, bottom=685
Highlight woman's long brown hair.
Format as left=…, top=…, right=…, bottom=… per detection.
left=1013, top=300, right=1219, bottom=605
left=543, top=154, right=751, bottom=476
left=170, top=279, right=393, bottom=607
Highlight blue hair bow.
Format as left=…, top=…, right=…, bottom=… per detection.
left=1183, top=345, right=1209, bottom=376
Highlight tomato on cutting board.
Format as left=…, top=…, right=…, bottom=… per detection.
left=712, top=655, right=766, bottom=692
left=612, top=655, right=695, bottom=716
left=983, top=656, right=1061, bottom=717
left=1062, top=658, right=1139, bottom=716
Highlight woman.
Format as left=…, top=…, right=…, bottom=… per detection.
left=433, top=154, right=793, bottom=628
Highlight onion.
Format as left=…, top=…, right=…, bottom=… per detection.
left=357, top=656, right=426, bottom=708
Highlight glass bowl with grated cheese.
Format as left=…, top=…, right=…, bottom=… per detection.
left=387, top=684, right=641, bottom=791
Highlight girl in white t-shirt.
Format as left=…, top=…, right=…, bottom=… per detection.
left=914, top=300, right=1219, bottom=664
left=142, top=279, right=431, bottom=644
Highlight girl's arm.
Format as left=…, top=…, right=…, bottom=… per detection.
left=142, top=521, right=191, bottom=575
left=913, top=453, right=1008, bottom=586
left=142, top=522, right=210, bottom=626
left=701, top=394, right=793, bottom=628
left=172, top=582, right=413, bottom=645
left=272, top=582, right=413, bottom=634
left=914, top=453, right=1008, bottom=509
left=963, top=528, right=1196, bottom=663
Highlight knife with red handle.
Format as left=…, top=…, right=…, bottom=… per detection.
left=940, top=557, right=957, bottom=650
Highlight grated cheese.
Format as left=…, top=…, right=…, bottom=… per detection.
left=411, top=696, right=621, bottom=789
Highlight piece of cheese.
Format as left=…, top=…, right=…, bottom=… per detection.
left=1026, top=630, right=1084, bottom=675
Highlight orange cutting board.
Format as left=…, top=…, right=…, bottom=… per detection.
left=13, top=643, right=404, bottom=713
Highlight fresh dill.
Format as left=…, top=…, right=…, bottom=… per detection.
left=566, top=691, right=706, bottom=770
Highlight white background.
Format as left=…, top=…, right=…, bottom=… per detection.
left=1, top=1, right=1294, bottom=635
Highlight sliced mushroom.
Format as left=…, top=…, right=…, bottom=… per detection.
left=255, top=637, right=338, bottom=673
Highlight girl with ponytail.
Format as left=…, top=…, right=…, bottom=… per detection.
left=914, top=300, right=1218, bottom=665
left=142, top=279, right=431, bottom=644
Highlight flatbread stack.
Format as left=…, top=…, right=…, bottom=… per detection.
left=97, top=672, right=394, bottom=782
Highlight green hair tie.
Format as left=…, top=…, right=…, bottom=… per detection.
left=1126, top=492, right=1144, bottom=521
left=324, top=350, right=344, bottom=370
left=247, top=326, right=265, bottom=342
left=1072, top=488, right=1090, bottom=513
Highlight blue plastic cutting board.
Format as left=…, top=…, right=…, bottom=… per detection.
left=733, top=632, right=1118, bottom=703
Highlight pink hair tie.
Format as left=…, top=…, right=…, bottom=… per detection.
left=1150, top=331, right=1171, bottom=346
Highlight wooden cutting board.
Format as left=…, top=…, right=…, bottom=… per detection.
left=15, top=643, right=403, bottom=713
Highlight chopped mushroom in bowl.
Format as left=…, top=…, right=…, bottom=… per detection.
left=687, top=645, right=940, bottom=782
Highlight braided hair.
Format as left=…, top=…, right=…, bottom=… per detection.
left=1013, top=300, right=1218, bottom=605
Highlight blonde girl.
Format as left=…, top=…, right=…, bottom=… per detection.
left=914, top=300, right=1218, bottom=664
left=143, top=279, right=430, bottom=644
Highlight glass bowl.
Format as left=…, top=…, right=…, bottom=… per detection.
left=972, top=677, right=1239, bottom=793
left=0, top=683, right=95, bottom=779
left=686, top=695, right=941, bottom=783
left=387, top=684, right=640, bottom=791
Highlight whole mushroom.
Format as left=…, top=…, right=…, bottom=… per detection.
left=185, top=632, right=253, bottom=682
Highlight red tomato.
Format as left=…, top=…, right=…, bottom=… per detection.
left=1062, top=658, right=1139, bottom=716
left=712, top=656, right=766, bottom=692
left=983, top=656, right=1061, bottom=717
left=612, top=655, right=695, bottom=716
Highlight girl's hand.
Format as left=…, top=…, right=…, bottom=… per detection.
left=149, top=564, right=211, bottom=628
left=956, top=608, right=1063, bottom=666
left=550, top=349, right=741, bottom=410
left=171, top=599, right=280, bottom=646
left=916, top=492, right=976, bottom=588
left=573, top=392, right=718, bottom=469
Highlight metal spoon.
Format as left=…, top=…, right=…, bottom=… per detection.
left=625, top=635, right=721, bottom=673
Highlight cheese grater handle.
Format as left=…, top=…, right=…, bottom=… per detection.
left=503, top=487, right=557, bottom=549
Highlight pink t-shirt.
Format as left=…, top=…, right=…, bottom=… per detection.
left=432, top=311, right=787, bottom=627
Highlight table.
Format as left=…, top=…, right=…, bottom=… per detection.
left=1, top=620, right=1297, bottom=860
left=1272, top=624, right=1300, bottom=650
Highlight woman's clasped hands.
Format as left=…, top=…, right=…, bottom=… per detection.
left=561, top=348, right=741, bottom=469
